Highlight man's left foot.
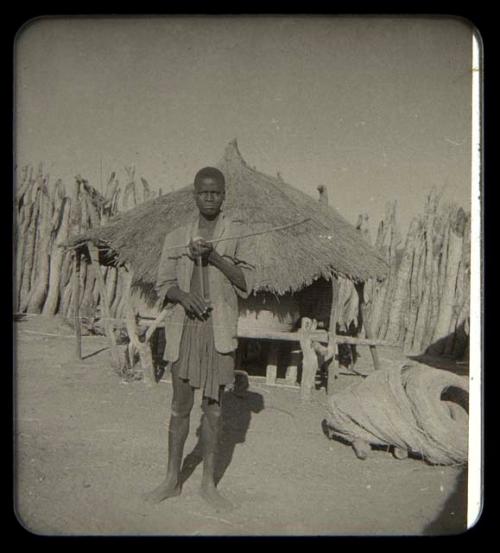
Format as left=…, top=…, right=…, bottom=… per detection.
left=200, top=484, right=234, bottom=512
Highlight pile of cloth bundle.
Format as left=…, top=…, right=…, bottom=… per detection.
left=326, top=363, right=469, bottom=465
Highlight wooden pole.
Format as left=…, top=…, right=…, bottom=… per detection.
left=326, top=276, right=340, bottom=396
left=356, top=281, right=381, bottom=371
left=266, top=342, right=279, bottom=385
left=196, top=254, right=205, bottom=301
left=122, top=266, right=156, bottom=385
left=299, top=317, right=318, bottom=402
left=73, top=250, right=82, bottom=360
left=285, top=349, right=299, bottom=385
left=87, top=243, right=121, bottom=368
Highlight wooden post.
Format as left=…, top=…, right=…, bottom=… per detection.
left=356, top=282, right=381, bottom=371
left=285, top=350, right=300, bottom=385
left=266, top=342, right=279, bottom=385
left=326, top=276, right=340, bottom=396
left=73, top=250, right=82, bottom=360
left=122, top=267, right=156, bottom=385
left=87, top=243, right=121, bottom=368
left=299, top=317, right=318, bottom=401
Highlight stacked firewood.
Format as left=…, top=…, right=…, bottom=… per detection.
left=15, top=165, right=157, bottom=330
left=362, top=188, right=470, bottom=358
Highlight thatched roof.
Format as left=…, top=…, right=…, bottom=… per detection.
left=70, top=140, right=388, bottom=296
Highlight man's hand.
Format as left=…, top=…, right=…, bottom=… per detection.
left=179, top=290, right=211, bottom=320
left=165, top=286, right=211, bottom=320
left=189, top=237, right=213, bottom=260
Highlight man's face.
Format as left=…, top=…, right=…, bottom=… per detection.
left=194, top=177, right=225, bottom=217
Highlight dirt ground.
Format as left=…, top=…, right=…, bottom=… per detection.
left=14, top=315, right=468, bottom=536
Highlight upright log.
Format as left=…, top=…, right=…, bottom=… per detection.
left=43, top=197, right=71, bottom=315
left=356, top=281, right=381, bottom=371
left=326, top=276, right=340, bottom=395
left=106, top=267, right=119, bottom=315
left=431, top=208, right=466, bottom=353
left=19, top=188, right=42, bottom=312
left=266, top=342, right=279, bottom=385
left=122, top=266, right=156, bottom=385
left=415, top=192, right=442, bottom=350
left=385, top=218, right=418, bottom=343
left=73, top=250, right=82, bottom=360
left=370, top=202, right=396, bottom=336
left=299, top=317, right=318, bottom=401
left=378, top=202, right=400, bottom=339
left=27, top=185, right=53, bottom=313
left=88, top=243, right=121, bottom=368
left=16, top=179, right=37, bottom=309
left=403, top=228, right=425, bottom=353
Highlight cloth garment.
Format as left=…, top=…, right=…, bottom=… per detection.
left=171, top=314, right=235, bottom=402
left=156, top=210, right=255, bottom=363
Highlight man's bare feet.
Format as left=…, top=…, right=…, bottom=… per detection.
left=200, top=483, right=233, bottom=512
left=143, top=478, right=181, bottom=504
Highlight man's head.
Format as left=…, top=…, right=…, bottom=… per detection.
left=193, top=167, right=226, bottom=218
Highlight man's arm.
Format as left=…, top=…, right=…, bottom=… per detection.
left=190, top=238, right=252, bottom=294
left=156, top=231, right=210, bottom=319
left=207, top=250, right=247, bottom=292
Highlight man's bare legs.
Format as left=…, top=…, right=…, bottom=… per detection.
left=199, top=390, right=233, bottom=511
left=144, top=375, right=194, bottom=504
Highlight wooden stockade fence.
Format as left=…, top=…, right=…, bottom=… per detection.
left=15, top=165, right=470, bottom=364
left=359, top=189, right=470, bottom=359
left=14, top=164, right=159, bottom=328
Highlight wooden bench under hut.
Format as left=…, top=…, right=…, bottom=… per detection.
left=66, top=140, right=391, bottom=400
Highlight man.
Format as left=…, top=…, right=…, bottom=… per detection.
left=145, top=167, right=254, bottom=511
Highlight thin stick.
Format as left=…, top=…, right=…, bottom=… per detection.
left=161, top=218, right=311, bottom=252
left=196, top=255, right=205, bottom=300
left=59, top=218, right=311, bottom=252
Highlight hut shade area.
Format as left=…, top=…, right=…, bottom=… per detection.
left=69, top=140, right=388, bottom=301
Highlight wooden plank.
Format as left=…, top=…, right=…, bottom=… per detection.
left=101, top=315, right=399, bottom=348
left=137, top=316, right=398, bottom=346
left=233, top=327, right=398, bottom=347
left=266, top=342, right=279, bottom=385
left=87, top=244, right=121, bottom=369
left=73, top=250, right=82, bottom=360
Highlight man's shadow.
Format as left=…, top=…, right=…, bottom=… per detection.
left=179, top=372, right=265, bottom=487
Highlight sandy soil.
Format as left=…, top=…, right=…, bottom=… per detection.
left=14, top=315, right=468, bottom=536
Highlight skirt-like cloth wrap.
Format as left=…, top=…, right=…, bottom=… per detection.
left=171, top=316, right=235, bottom=402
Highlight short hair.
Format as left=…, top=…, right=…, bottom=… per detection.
left=194, top=167, right=225, bottom=189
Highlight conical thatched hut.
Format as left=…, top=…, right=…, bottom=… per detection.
left=71, top=140, right=386, bottom=291
left=68, top=140, right=389, bottom=395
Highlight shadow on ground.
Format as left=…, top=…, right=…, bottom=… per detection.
left=423, top=467, right=468, bottom=535
left=178, top=383, right=265, bottom=487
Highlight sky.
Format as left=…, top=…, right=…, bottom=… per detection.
left=14, top=16, right=473, bottom=235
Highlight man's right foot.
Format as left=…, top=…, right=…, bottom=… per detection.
left=200, top=483, right=234, bottom=512
left=143, top=479, right=181, bottom=504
